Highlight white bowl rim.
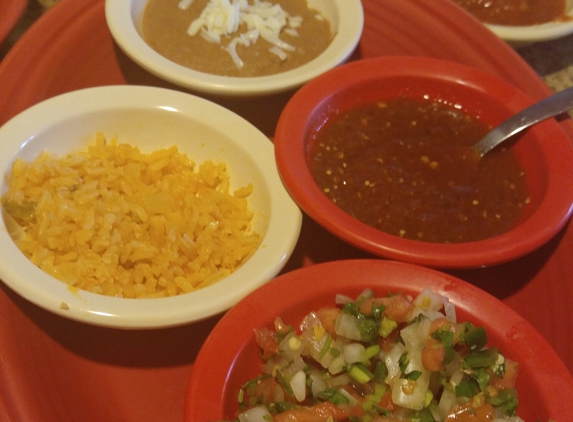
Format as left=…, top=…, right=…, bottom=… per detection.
left=0, top=85, right=302, bottom=329
left=482, top=3, right=573, bottom=44
left=104, top=0, right=364, bottom=96
left=486, top=20, right=573, bottom=43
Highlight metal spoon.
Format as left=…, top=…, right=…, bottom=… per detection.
left=472, top=85, right=573, bottom=158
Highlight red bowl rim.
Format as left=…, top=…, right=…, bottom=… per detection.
left=274, top=56, right=573, bottom=269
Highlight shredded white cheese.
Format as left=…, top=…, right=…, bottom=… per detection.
left=186, top=0, right=303, bottom=69
left=178, top=0, right=194, bottom=9
left=268, top=45, right=287, bottom=60
left=284, top=28, right=299, bottom=37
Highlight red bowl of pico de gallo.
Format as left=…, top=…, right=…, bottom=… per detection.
left=185, top=259, right=573, bottom=422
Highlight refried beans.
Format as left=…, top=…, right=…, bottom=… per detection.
left=142, top=0, right=333, bottom=77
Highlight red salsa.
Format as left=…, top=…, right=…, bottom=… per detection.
left=309, top=97, right=530, bottom=244
left=451, top=0, right=568, bottom=26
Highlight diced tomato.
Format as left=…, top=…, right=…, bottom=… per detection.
left=422, top=337, right=446, bottom=371
left=360, top=295, right=414, bottom=322
left=445, top=400, right=495, bottom=422
left=378, top=391, right=395, bottom=412
left=254, top=327, right=279, bottom=359
left=316, top=307, right=341, bottom=337
left=359, top=297, right=377, bottom=316
left=338, top=385, right=367, bottom=418
left=378, top=325, right=400, bottom=353
left=274, top=401, right=351, bottom=422
left=382, top=294, right=415, bottom=322
left=254, top=377, right=280, bottom=404
left=429, top=317, right=452, bottom=334
left=489, top=358, right=519, bottom=389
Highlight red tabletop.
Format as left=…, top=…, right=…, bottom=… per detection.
left=0, top=0, right=571, bottom=421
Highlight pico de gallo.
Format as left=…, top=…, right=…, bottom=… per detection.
left=221, top=288, right=536, bottom=422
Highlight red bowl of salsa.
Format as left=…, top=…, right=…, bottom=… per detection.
left=274, top=56, right=573, bottom=269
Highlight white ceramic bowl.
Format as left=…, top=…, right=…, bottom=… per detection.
left=485, top=1, right=573, bottom=46
left=0, top=86, right=302, bottom=329
left=105, top=0, right=364, bottom=97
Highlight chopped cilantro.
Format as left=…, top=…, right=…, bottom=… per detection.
left=471, top=367, right=490, bottom=392
left=373, top=360, right=388, bottom=382
left=371, top=303, right=387, bottom=322
left=341, top=302, right=362, bottom=318
left=487, top=388, right=518, bottom=416
left=431, top=329, right=455, bottom=365
left=399, top=352, right=409, bottom=373
left=268, top=402, right=298, bottom=414
left=464, top=326, right=488, bottom=351
left=463, top=348, right=499, bottom=369
left=405, top=370, right=422, bottom=381
left=317, top=388, right=351, bottom=405
left=357, top=318, right=378, bottom=342
left=455, top=379, right=479, bottom=398
left=275, top=370, right=294, bottom=396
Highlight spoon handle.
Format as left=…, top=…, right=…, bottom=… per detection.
left=473, top=85, right=573, bottom=157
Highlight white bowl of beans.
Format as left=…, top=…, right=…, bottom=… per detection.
left=105, top=0, right=364, bottom=96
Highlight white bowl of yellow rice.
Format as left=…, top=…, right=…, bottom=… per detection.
left=0, top=85, right=302, bottom=328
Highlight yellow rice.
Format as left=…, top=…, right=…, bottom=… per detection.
left=1, top=133, right=261, bottom=298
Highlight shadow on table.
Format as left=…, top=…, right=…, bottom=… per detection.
left=1, top=215, right=564, bottom=371
left=1, top=281, right=220, bottom=368
left=111, top=41, right=364, bottom=138
left=448, top=221, right=567, bottom=298
left=283, top=213, right=564, bottom=302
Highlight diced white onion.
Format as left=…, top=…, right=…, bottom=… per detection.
left=278, top=331, right=303, bottom=360
left=335, top=313, right=362, bottom=341
left=449, top=368, right=464, bottom=387
left=328, top=355, right=346, bottom=375
left=444, top=299, right=457, bottom=323
left=290, top=370, right=307, bottom=402
left=335, top=293, right=354, bottom=305
left=400, top=320, right=429, bottom=351
left=356, top=288, right=375, bottom=302
left=309, top=370, right=327, bottom=396
left=389, top=375, right=428, bottom=411
left=283, top=355, right=306, bottom=379
left=338, top=387, right=359, bottom=406
left=238, top=405, right=273, bottom=422
left=420, top=310, right=447, bottom=321
left=385, top=343, right=405, bottom=381
left=343, top=343, right=366, bottom=364
left=435, top=388, right=456, bottom=421
left=328, top=372, right=353, bottom=388
left=404, top=348, right=426, bottom=374
left=414, top=288, right=446, bottom=312
left=299, top=311, right=320, bottom=332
